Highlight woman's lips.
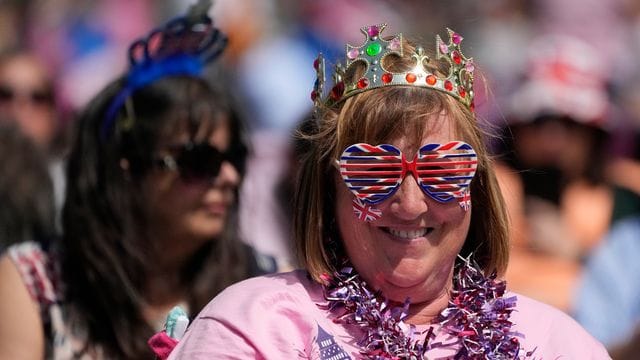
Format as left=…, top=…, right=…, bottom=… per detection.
left=203, top=202, right=228, bottom=215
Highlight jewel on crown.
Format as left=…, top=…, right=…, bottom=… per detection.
left=312, top=24, right=475, bottom=111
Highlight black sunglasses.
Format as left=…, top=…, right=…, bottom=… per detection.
left=156, top=142, right=241, bottom=182
left=0, top=85, right=53, bottom=105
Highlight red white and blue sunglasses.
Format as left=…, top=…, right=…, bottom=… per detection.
left=338, top=141, right=478, bottom=208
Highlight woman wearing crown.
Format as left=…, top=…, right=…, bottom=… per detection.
left=167, top=24, right=609, bottom=359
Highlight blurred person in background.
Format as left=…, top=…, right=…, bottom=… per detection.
left=0, top=50, right=67, bottom=214
left=0, top=122, right=57, bottom=252
left=573, top=215, right=640, bottom=355
left=572, top=65, right=640, bottom=356
left=0, top=2, right=273, bottom=358
left=493, top=35, right=616, bottom=312
left=25, top=0, right=156, bottom=110
left=0, top=50, right=59, bottom=149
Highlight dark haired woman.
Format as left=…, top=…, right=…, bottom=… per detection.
left=0, top=2, right=273, bottom=359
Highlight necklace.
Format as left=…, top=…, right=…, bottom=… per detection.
left=320, top=256, right=535, bottom=359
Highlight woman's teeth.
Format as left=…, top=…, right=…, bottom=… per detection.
left=387, top=228, right=430, bottom=239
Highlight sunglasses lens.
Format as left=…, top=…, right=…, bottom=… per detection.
left=176, top=143, right=223, bottom=181
left=0, top=86, right=52, bottom=105
left=225, top=147, right=246, bottom=174
left=0, top=87, right=13, bottom=102
left=339, top=143, right=404, bottom=204
left=31, top=91, right=53, bottom=105
left=417, top=142, right=477, bottom=202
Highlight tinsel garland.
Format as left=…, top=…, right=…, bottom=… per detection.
left=319, top=256, right=536, bottom=359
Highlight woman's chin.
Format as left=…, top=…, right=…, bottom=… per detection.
left=189, top=214, right=226, bottom=239
left=375, top=272, right=430, bottom=301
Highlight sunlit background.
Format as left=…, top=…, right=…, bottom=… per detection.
left=2, top=0, right=640, bottom=354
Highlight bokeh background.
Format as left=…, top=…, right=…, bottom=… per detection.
left=2, top=0, right=640, bottom=356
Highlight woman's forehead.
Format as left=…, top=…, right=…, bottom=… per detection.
left=0, top=55, right=50, bottom=88
left=158, top=114, right=228, bottom=147
left=374, top=110, right=457, bottom=143
left=389, top=114, right=458, bottom=153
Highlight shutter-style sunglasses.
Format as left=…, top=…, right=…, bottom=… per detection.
left=338, top=141, right=477, bottom=204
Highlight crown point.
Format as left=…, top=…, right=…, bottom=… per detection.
left=439, top=42, right=449, bottom=54
left=367, top=25, right=380, bottom=38
left=452, top=32, right=462, bottom=45
left=347, top=48, right=360, bottom=59
left=388, top=38, right=401, bottom=51
left=465, top=59, right=475, bottom=73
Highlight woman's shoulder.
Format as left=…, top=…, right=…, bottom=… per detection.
left=511, top=291, right=576, bottom=323
left=5, top=241, right=61, bottom=305
left=198, top=269, right=322, bottom=319
left=0, top=243, right=49, bottom=359
left=169, top=270, right=339, bottom=359
left=218, top=269, right=317, bottom=295
left=510, top=292, right=611, bottom=358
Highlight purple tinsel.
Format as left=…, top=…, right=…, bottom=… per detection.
left=319, top=256, right=536, bottom=359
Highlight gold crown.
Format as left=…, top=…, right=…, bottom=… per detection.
left=311, top=24, right=475, bottom=111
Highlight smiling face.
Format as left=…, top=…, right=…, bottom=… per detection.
left=335, top=112, right=471, bottom=304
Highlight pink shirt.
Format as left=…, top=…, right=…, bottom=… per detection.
left=169, top=270, right=610, bottom=359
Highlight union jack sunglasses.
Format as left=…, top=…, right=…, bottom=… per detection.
left=338, top=141, right=478, bottom=204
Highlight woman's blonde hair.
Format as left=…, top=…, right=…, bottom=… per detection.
left=293, top=39, right=509, bottom=283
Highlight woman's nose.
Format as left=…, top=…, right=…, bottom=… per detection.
left=387, top=174, right=428, bottom=220
left=213, top=161, right=240, bottom=187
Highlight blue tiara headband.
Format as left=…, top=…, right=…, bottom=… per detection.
left=101, top=0, right=227, bottom=140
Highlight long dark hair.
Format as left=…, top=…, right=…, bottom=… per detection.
left=61, top=75, right=250, bottom=358
left=0, top=122, right=56, bottom=250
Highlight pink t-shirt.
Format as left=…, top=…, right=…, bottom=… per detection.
left=168, top=270, right=610, bottom=359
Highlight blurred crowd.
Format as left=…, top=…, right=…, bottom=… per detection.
left=1, top=0, right=640, bottom=357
